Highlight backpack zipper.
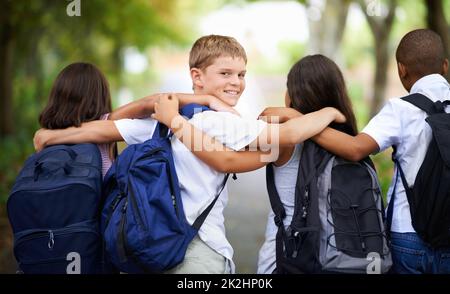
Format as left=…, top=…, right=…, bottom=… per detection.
left=301, top=187, right=309, bottom=219
left=132, top=155, right=180, bottom=218
left=15, top=226, right=99, bottom=252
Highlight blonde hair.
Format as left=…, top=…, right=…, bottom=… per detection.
left=189, top=35, right=247, bottom=70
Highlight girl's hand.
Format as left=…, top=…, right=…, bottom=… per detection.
left=258, top=107, right=302, bottom=123
left=33, top=128, right=50, bottom=152
left=152, top=93, right=181, bottom=126
left=323, top=107, right=346, bottom=123
left=208, top=96, right=240, bottom=116
left=333, top=109, right=346, bottom=123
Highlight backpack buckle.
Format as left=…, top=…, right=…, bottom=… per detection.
left=435, top=100, right=445, bottom=113
left=274, top=215, right=283, bottom=227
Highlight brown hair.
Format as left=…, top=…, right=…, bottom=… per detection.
left=39, top=62, right=112, bottom=129
left=189, top=35, right=247, bottom=70
left=287, top=55, right=358, bottom=135
left=396, top=29, right=446, bottom=78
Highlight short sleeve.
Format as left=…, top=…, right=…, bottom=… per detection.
left=362, top=99, right=402, bottom=153
left=189, top=111, right=267, bottom=151
left=114, top=118, right=157, bottom=145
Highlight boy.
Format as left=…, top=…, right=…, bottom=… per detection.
left=263, top=29, right=450, bottom=274
left=34, top=35, right=344, bottom=273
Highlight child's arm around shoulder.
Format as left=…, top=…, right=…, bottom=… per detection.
left=312, top=129, right=379, bottom=162
left=253, top=107, right=346, bottom=148
left=151, top=94, right=269, bottom=173
left=34, top=120, right=122, bottom=152
left=109, top=93, right=239, bottom=120
left=259, top=106, right=380, bottom=161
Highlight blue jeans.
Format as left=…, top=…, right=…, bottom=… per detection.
left=390, top=232, right=450, bottom=274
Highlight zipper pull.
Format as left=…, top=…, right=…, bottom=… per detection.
left=48, top=230, right=55, bottom=250
left=122, top=198, right=128, bottom=213
left=302, top=187, right=309, bottom=219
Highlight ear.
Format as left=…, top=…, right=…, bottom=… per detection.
left=442, top=58, right=449, bottom=76
left=190, top=68, right=204, bottom=90
left=397, top=62, right=407, bottom=79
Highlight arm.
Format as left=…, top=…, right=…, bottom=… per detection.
left=312, top=129, right=379, bottom=162
left=151, top=95, right=270, bottom=173
left=258, top=107, right=302, bottom=123
left=252, top=107, right=346, bottom=149
left=34, top=120, right=123, bottom=152
left=110, top=93, right=239, bottom=120
left=151, top=95, right=341, bottom=171
left=259, top=106, right=379, bottom=161
left=166, top=115, right=269, bottom=173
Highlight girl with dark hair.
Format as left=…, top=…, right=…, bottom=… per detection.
left=257, top=54, right=358, bottom=273
left=38, top=62, right=116, bottom=177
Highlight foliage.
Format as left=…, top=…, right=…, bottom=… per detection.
left=0, top=0, right=191, bottom=203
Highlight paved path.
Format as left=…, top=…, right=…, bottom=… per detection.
left=224, top=167, right=271, bottom=274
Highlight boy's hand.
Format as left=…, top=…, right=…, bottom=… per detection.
left=33, top=128, right=50, bottom=152
left=152, top=93, right=181, bottom=127
left=207, top=96, right=240, bottom=116
left=258, top=107, right=303, bottom=123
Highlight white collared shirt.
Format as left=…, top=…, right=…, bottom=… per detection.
left=114, top=111, right=267, bottom=273
left=362, top=74, right=450, bottom=233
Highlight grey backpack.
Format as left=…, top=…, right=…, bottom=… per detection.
left=266, top=141, right=392, bottom=274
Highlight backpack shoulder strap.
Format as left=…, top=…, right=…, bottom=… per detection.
left=401, top=93, right=439, bottom=115
left=152, top=103, right=210, bottom=140
left=192, top=173, right=235, bottom=230
left=180, top=103, right=210, bottom=119
left=266, top=164, right=286, bottom=227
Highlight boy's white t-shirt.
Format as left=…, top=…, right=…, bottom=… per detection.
left=114, top=111, right=267, bottom=273
left=362, top=74, right=450, bottom=233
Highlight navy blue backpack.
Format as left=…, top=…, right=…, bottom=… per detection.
left=101, top=104, right=230, bottom=273
left=8, top=144, right=105, bottom=274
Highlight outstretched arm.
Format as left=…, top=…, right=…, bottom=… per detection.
left=151, top=95, right=343, bottom=172
left=253, top=107, right=346, bottom=149
left=151, top=94, right=271, bottom=173
left=259, top=107, right=379, bottom=161
left=110, top=93, right=239, bottom=120
left=312, top=129, right=378, bottom=162
left=34, top=120, right=123, bottom=152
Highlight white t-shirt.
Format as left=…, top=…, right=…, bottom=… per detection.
left=114, top=111, right=267, bottom=273
left=257, top=144, right=301, bottom=274
left=362, top=74, right=450, bottom=233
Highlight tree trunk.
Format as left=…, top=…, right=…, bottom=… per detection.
left=357, top=0, right=397, bottom=118
left=372, top=29, right=390, bottom=118
left=0, top=4, right=14, bottom=137
left=307, top=0, right=350, bottom=63
left=425, top=0, right=450, bottom=82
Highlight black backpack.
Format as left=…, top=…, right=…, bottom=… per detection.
left=267, top=141, right=392, bottom=274
left=388, top=93, right=450, bottom=248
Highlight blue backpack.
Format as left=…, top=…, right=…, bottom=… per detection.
left=8, top=144, right=105, bottom=274
left=101, top=104, right=230, bottom=273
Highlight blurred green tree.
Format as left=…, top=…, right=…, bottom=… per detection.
left=0, top=0, right=189, bottom=202
left=425, top=0, right=450, bottom=82
left=356, top=0, right=397, bottom=118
